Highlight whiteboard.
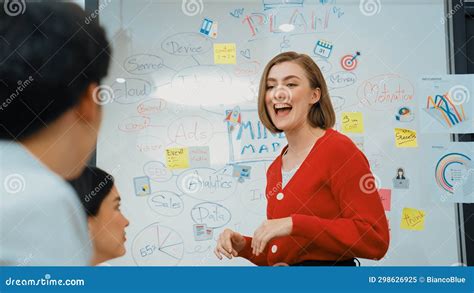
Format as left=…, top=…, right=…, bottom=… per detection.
left=97, top=0, right=461, bottom=266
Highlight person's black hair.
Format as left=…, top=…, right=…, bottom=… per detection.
left=0, top=1, right=111, bottom=140
left=69, top=167, right=115, bottom=217
left=396, top=168, right=405, bottom=180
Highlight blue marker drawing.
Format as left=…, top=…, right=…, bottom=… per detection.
left=232, top=165, right=252, bottom=182
left=200, top=18, right=213, bottom=36
left=314, top=40, right=333, bottom=58
left=263, top=0, right=304, bottom=10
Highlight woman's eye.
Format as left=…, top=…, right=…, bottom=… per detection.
left=287, top=83, right=297, bottom=88
left=266, top=85, right=274, bottom=90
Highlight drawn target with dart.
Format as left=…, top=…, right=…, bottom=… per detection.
left=340, top=51, right=360, bottom=71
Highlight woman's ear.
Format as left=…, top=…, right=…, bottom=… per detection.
left=310, top=88, right=321, bottom=105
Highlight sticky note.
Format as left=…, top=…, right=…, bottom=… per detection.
left=189, top=146, right=210, bottom=168
left=214, top=43, right=236, bottom=64
left=400, top=207, right=426, bottom=231
left=394, top=128, right=418, bottom=148
left=166, top=147, right=189, bottom=169
left=341, top=112, right=364, bottom=133
left=378, top=189, right=391, bottom=211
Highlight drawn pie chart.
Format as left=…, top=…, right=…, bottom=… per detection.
left=132, top=223, right=184, bottom=266
left=435, top=152, right=471, bottom=194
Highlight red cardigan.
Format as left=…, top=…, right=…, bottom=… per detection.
left=239, top=128, right=390, bottom=266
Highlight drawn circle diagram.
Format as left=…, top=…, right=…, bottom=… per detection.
left=177, top=168, right=237, bottom=202
left=132, top=223, right=184, bottom=266
left=435, top=153, right=472, bottom=194
left=147, top=191, right=184, bottom=217
left=341, top=54, right=358, bottom=71
left=191, top=202, right=232, bottom=229
left=143, top=161, right=173, bottom=182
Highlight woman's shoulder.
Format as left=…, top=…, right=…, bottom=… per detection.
left=320, top=128, right=359, bottom=153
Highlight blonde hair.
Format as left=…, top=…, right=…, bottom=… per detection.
left=258, top=51, right=335, bottom=133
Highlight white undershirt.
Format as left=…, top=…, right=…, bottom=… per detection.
left=282, top=166, right=299, bottom=189
left=281, top=148, right=301, bottom=189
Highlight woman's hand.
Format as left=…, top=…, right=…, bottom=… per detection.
left=214, top=229, right=247, bottom=260
left=252, top=217, right=293, bottom=256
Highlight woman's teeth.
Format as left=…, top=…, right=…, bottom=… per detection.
left=274, top=104, right=292, bottom=115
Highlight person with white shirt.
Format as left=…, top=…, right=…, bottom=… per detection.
left=0, top=2, right=111, bottom=265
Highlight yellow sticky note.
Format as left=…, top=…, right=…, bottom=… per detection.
left=341, top=112, right=364, bottom=133
left=394, top=128, right=418, bottom=148
left=165, top=147, right=189, bottom=169
left=214, top=43, right=236, bottom=64
left=400, top=207, right=426, bottom=231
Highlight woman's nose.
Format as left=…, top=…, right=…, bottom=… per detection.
left=123, top=215, right=130, bottom=227
left=273, top=86, right=291, bottom=102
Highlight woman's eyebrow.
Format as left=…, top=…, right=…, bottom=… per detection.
left=267, top=75, right=301, bottom=82
left=283, top=75, right=301, bottom=80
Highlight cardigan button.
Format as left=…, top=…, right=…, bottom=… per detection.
left=276, top=192, right=284, bottom=200
left=271, top=245, right=278, bottom=253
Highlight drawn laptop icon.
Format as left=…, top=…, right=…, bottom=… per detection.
left=393, top=178, right=409, bottom=189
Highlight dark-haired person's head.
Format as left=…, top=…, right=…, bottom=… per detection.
left=69, top=167, right=129, bottom=266
left=0, top=2, right=110, bottom=178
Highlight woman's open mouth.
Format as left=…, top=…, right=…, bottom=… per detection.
left=274, top=103, right=293, bottom=117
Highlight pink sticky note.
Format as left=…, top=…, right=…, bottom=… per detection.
left=378, top=189, right=392, bottom=211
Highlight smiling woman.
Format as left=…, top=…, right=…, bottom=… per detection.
left=215, top=52, right=390, bottom=266
left=258, top=52, right=335, bottom=133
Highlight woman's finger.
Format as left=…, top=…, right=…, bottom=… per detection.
left=256, top=227, right=267, bottom=256
left=258, top=234, right=269, bottom=255
left=224, top=233, right=233, bottom=254
left=257, top=230, right=271, bottom=256
left=257, top=233, right=265, bottom=255
left=251, top=237, right=255, bottom=255
left=217, top=243, right=233, bottom=259
left=252, top=227, right=262, bottom=255
left=252, top=236, right=259, bottom=256
left=251, top=235, right=255, bottom=255
left=254, top=235, right=262, bottom=256
left=214, top=247, right=222, bottom=260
